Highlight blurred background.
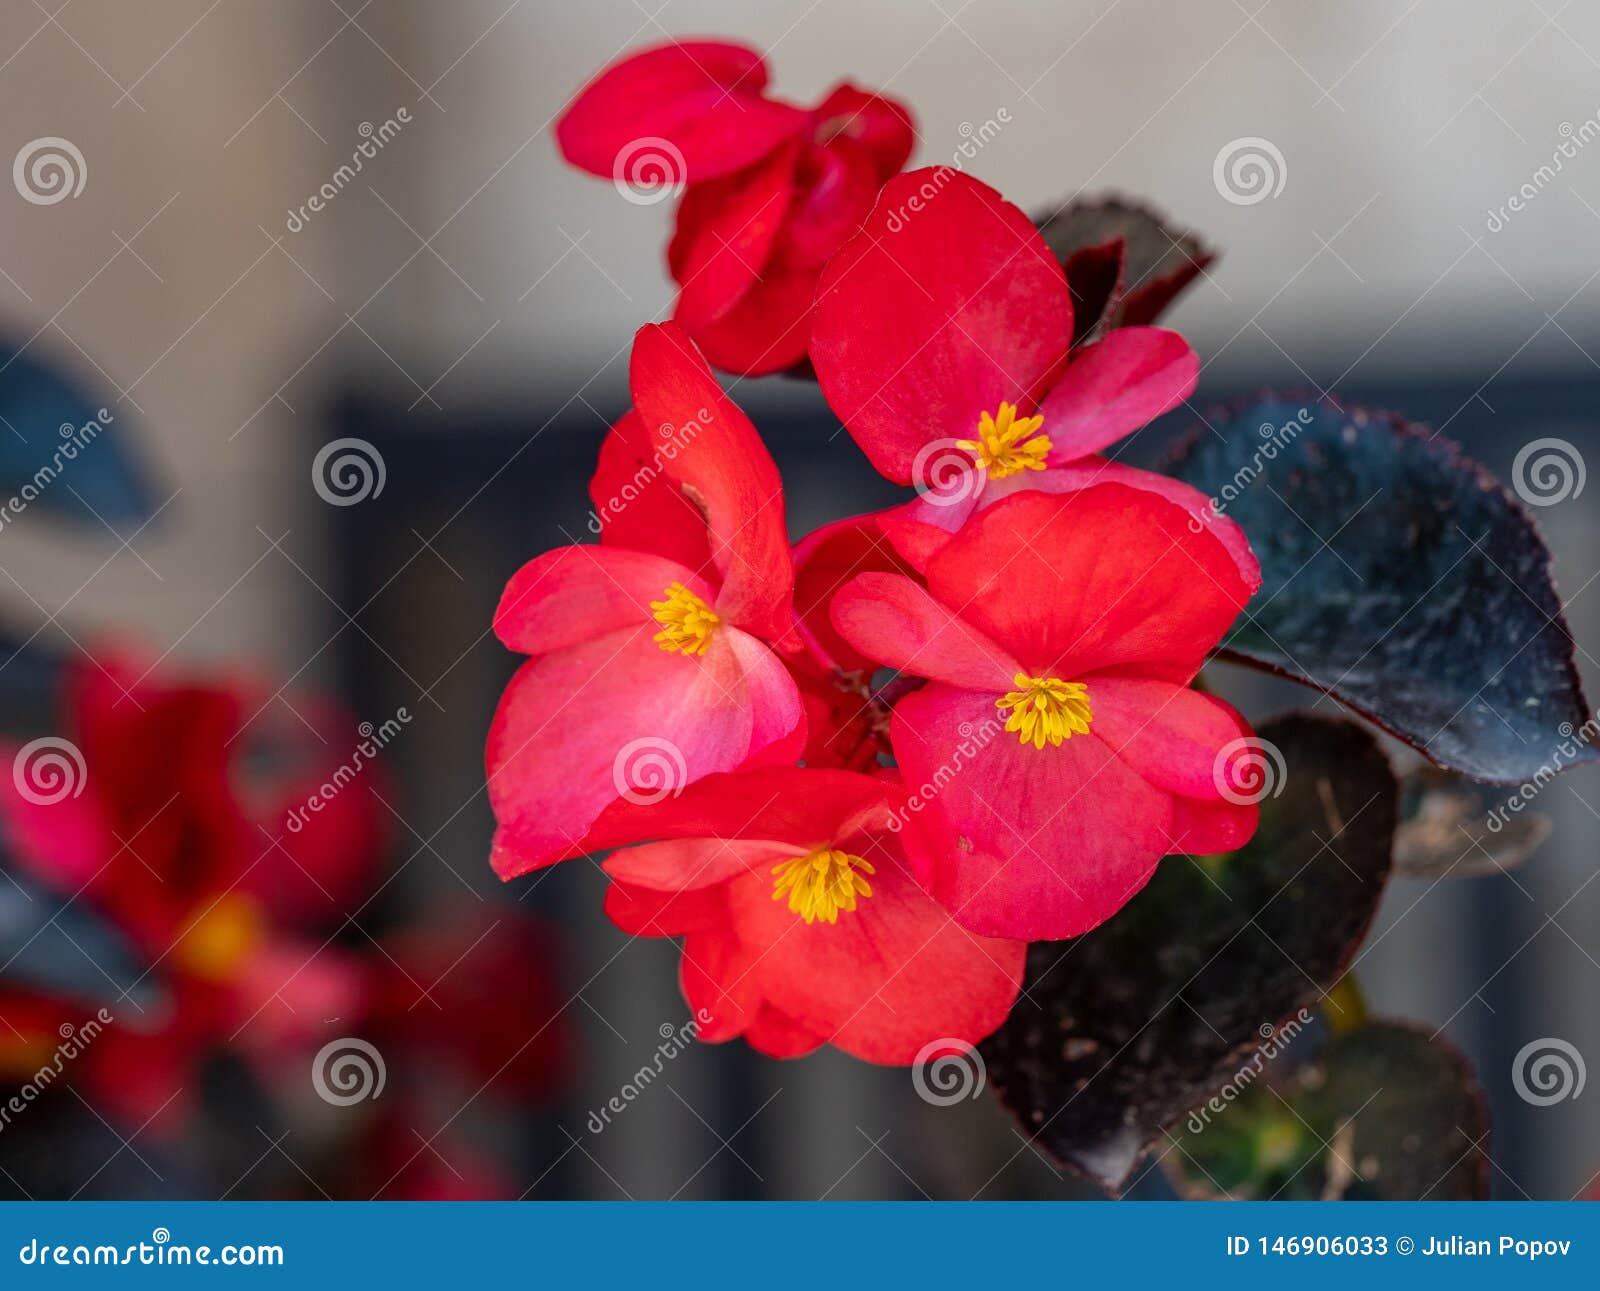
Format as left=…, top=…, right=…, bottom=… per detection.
left=1, top=0, right=1599, bottom=1199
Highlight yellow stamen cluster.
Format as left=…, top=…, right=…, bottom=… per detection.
left=175, top=892, right=266, bottom=983
left=771, top=848, right=876, bottom=924
left=956, top=401, right=1051, bottom=480
left=650, top=581, right=719, bottom=656
left=996, top=674, right=1092, bottom=749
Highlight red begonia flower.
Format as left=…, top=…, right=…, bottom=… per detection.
left=599, top=768, right=1023, bottom=1063
left=809, top=168, right=1258, bottom=587
left=831, top=485, right=1260, bottom=941
left=488, top=324, right=804, bottom=878
left=557, top=40, right=914, bottom=375
left=0, top=652, right=381, bottom=1133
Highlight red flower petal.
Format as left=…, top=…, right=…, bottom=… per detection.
left=1037, top=327, right=1198, bottom=461
left=891, top=685, right=1172, bottom=939
left=683, top=267, right=818, bottom=376
left=923, top=485, right=1250, bottom=680
left=493, top=546, right=709, bottom=657
left=485, top=626, right=800, bottom=877
left=725, top=852, right=1023, bottom=1063
left=589, top=411, right=715, bottom=571
left=767, top=138, right=879, bottom=272
left=1169, top=794, right=1259, bottom=856
left=671, top=143, right=799, bottom=330
left=604, top=878, right=729, bottom=935
left=556, top=40, right=805, bottom=185
left=1086, top=677, right=1252, bottom=799
left=811, top=169, right=1073, bottom=483
left=745, top=1004, right=828, bottom=1059
left=792, top=511, right=919, bottom=674
left=832, top=571, right=1020, bottom=690
left=680, top=927, right=761, bottom=1041
left=629, top=323, right=793, bottom=638
left=808, top=82, right=916, bottom=180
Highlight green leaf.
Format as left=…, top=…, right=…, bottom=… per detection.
left=1163, top=1022, right=1490, bottom=1200
left=1165, top=395, right=1595, bottom=783
left=981, top=715, right=1395, bottom=1192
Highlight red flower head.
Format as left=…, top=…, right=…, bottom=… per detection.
left=832, top=485, right=1261, bottom=941
left=488, top=323, right=804, bottom=878
left=601, top=768, right=1023, bottom=1063
left=0, top=652, right=382, bottom=1132
left=809, top=167, right=1258, bottom=585
left=557, top=40, right=914, bottom=375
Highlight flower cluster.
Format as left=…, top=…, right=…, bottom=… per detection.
left=500, top=39, right=1265, bottom=1066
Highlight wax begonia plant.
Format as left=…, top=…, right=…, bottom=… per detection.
left=488, top=34, right=1599, bottom=1198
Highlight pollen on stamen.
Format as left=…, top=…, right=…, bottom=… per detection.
left=771, top=847, right=876, bottom=925
left=650, top=581, right=719, bottom=656
left=955, top=400, right=1051, bottom=480
left=996, top=673, right=1091, bottom=749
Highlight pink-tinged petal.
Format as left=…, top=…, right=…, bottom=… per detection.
left=1086, top=678, right=1252, bottom=799
left=629, top=323, right=793, bottom=638
left=832, top=572, right=1020, bottom=690
left=590, top=411, right=716, bottom=571
left=0, top=746, right=113, bottom=892
left=685, top=267, right=818, bottom=376
left=604, top=879, right=729, bottom=936
left=1038, top=328, right=1198, bottom=460
left=556, top=41, right=805, bottom=184
left=680, top=927, right=761, bottom=1041
left=727, top=848, right=1024, bottom=1064
left=924, top=486, right=1251, bottom=679
left=811, top=169, right=1073, bottom=483
left=891, top=685, right=1173, bottom=940
left=486, top=626, right=799, bottom=877
left=792, top=510, right=917, bottom=673
left=808, top=82, right=916, bottom=180
left=724, top=628, right=807, bottom=768
left=603, top=837, right=799, bottom=892
left=974, top=459, right=1261, bottom=592
left=671, top=143, right=798, bottom=329
left=493, top=546, right=706, bottom=657
left=1168, top=795, right=1259, bottom=856
left=744, top=1004, right=828, bottom=1058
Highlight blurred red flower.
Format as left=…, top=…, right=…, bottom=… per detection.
left=557, top=40, right=913, bottom=375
